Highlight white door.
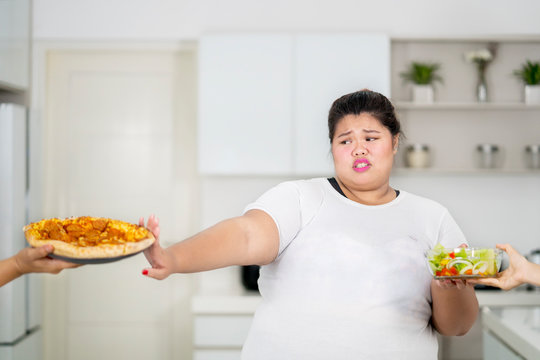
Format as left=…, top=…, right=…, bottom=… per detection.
left=43, top=49, right=197, bottom=360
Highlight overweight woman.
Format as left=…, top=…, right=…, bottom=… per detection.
left=140, top=89, right=478, bottom=359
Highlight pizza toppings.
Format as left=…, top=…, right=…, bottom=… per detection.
left=26, top=216, right=150, bottom=247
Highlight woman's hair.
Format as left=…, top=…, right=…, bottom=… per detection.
left=328, top=89, right=403, bottom=143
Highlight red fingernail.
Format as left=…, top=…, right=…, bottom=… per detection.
left=142, top=269, right=148, bottom=275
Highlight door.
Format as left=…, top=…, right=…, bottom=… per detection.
left=44, top=49, right=197, bottom=360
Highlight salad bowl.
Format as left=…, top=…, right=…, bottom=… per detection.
left=426, top=244, right=502, bottom=279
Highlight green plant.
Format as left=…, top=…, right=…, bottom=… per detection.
left=513, top=60, right=540, bottom=85
left=400, top=62, right=443, bottom=85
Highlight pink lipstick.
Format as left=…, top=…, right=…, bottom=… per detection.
left=353, top=158, right=371, bottom=172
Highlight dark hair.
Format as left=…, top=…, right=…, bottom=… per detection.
left=328, top=89, right=403, bottom=143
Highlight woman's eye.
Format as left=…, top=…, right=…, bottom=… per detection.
left=340, top=139, right=352, bottom=144
left=366, top=137, right=377, bottom=142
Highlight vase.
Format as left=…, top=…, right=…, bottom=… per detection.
left=476, top=63, right=488, bottom=103
left=524, top=85, right=540, bottom=105
left=412, top=85, right=434, bottom=104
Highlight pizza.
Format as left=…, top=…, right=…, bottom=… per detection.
left=23, top=216, right=155, bottom=259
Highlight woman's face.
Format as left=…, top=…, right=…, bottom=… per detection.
left=331, top=113, right=398, bottom=192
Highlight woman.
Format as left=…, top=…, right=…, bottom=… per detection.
left=141, top=90, right=478, bottom=359
left=0, top=245, right=79, bottom=287
left=469, top=244, right=540, bottom=290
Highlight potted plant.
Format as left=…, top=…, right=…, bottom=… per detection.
left=513, top=60, right=540, bottom=104
left=400, top=62, right=443, bottom=104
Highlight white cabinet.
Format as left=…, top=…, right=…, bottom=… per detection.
left=192, top=295, right=261, bottom=360
left=192, top=315, right=252, bottom=360
left=0, top=0, right=30, bottom=90
left=198, top=34, right=294, bottom=175
left=483, top=330, right=524, bottom=360
left=294, top=34, right=390, bottom=174
left=198, top=33, right=390, bottom=175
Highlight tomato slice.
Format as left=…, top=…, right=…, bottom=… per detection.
left=449, top=252, right=456, bottom=259
left=449, top=267, right=458, bottom=275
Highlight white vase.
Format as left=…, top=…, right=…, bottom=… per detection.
left=412, top=85, right=434, bottom=104
left=525, top=85, right=540, bottom=105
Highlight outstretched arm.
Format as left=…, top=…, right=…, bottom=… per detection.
left=0, top=245, right=80, bottom=287
left=140, top=210, right=279, bottom=280
left=469, top=244, right=540, bottom=290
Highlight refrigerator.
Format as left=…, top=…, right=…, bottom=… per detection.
left=0, top=103, right=43, bottom=360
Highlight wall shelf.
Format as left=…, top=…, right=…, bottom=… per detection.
left=395, top=102, right=540, bottom=111
left=392, top=168, right=540, bottom=176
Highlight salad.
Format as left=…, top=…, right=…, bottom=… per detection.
left=426, top=244, right=502, bottom=278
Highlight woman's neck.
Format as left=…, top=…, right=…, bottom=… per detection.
left=335, top=177, right=396, bottom=205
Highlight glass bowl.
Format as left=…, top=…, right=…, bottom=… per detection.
left=425, top=246, right=502, bottom=279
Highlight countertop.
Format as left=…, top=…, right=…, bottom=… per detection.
left=482, top=306, right=540, bottom=359
left=192, top=288, right=540, bottom=314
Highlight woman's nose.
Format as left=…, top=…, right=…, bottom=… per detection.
left=354, top=145, right=368, bottom=156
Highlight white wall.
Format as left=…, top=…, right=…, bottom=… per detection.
left=33, top=0, right=540, bottom=40
left=31, top=3, right=540, bottom=359
left=32, top=0, right=540, bottom=293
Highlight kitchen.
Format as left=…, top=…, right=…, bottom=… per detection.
left=1, top=0, right=540, bottom=359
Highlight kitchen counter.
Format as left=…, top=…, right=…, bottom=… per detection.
left=192, top=288, right=540, bottom=314
left=482, top=306, right=540, bottom=359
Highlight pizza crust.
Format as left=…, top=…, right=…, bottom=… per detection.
left=23, top=218, right=156, bottom=259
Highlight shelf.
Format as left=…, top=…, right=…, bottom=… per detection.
left=394, top=102, right=540, bottom=111
left=391, top=168, right=540, bottom=176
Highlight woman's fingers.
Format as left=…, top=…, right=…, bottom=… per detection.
left=141, top=267, right=169, bottom=280
left=139, top=215, right=160, bottom=238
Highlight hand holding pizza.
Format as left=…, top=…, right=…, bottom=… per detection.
left=140, top=215, right=177, bottom=280
left=1, top=245, right=80, bottom=287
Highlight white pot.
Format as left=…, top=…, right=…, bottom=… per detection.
left=525, top=85, right=540, bottom=105
left=412, top=85, right=434, bottom=104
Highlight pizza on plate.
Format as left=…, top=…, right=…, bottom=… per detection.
left=23, top=216, right=155, bottom=259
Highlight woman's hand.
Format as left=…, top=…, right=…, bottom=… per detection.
left=434, top=277, right=473, bottom=290
left=468, top=244, right=528, bottom=291
left=140, top=214, right=176, bottom=280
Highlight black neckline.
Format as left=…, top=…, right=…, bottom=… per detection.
left=327, top=177, right=400, bottom=199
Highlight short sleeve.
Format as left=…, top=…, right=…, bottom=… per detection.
left=436, top=209, right=468, bottom=249
left=243, top=181, right=302, bottom=256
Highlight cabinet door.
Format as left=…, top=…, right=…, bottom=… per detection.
left=483, top=330, right=524, bottom=360
left=198, top=34, right=293, bottom=175
left=194, top=315, right=253, bottom=347
left=194, top=350, right=242, bottom=360
left=294, top=34, right=390, bottom=175
left=0, top=0, right=30, bottom=90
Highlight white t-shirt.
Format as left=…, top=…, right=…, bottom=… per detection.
left=241, top=178, right=467, bottom=360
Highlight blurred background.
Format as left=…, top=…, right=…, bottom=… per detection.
left=1, top=1, right=540, bottom=359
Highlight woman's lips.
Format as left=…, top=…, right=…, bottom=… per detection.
left=353, top=159, right=371, bottom=172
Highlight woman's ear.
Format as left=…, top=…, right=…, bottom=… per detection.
left=393, top=136, right=399, bottom=155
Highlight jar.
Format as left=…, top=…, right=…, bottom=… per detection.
left=405, top=144, right=430, bottom=168
left=476, top=144, right=500, bottom=169
left=525, top=144, right=540, bottom=169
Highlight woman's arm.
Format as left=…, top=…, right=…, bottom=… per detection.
left=430, top=279, right=479, bottom=336
left=141, top=210, right=279, bottom=280
left=0, top=245, right=80, bottom=287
